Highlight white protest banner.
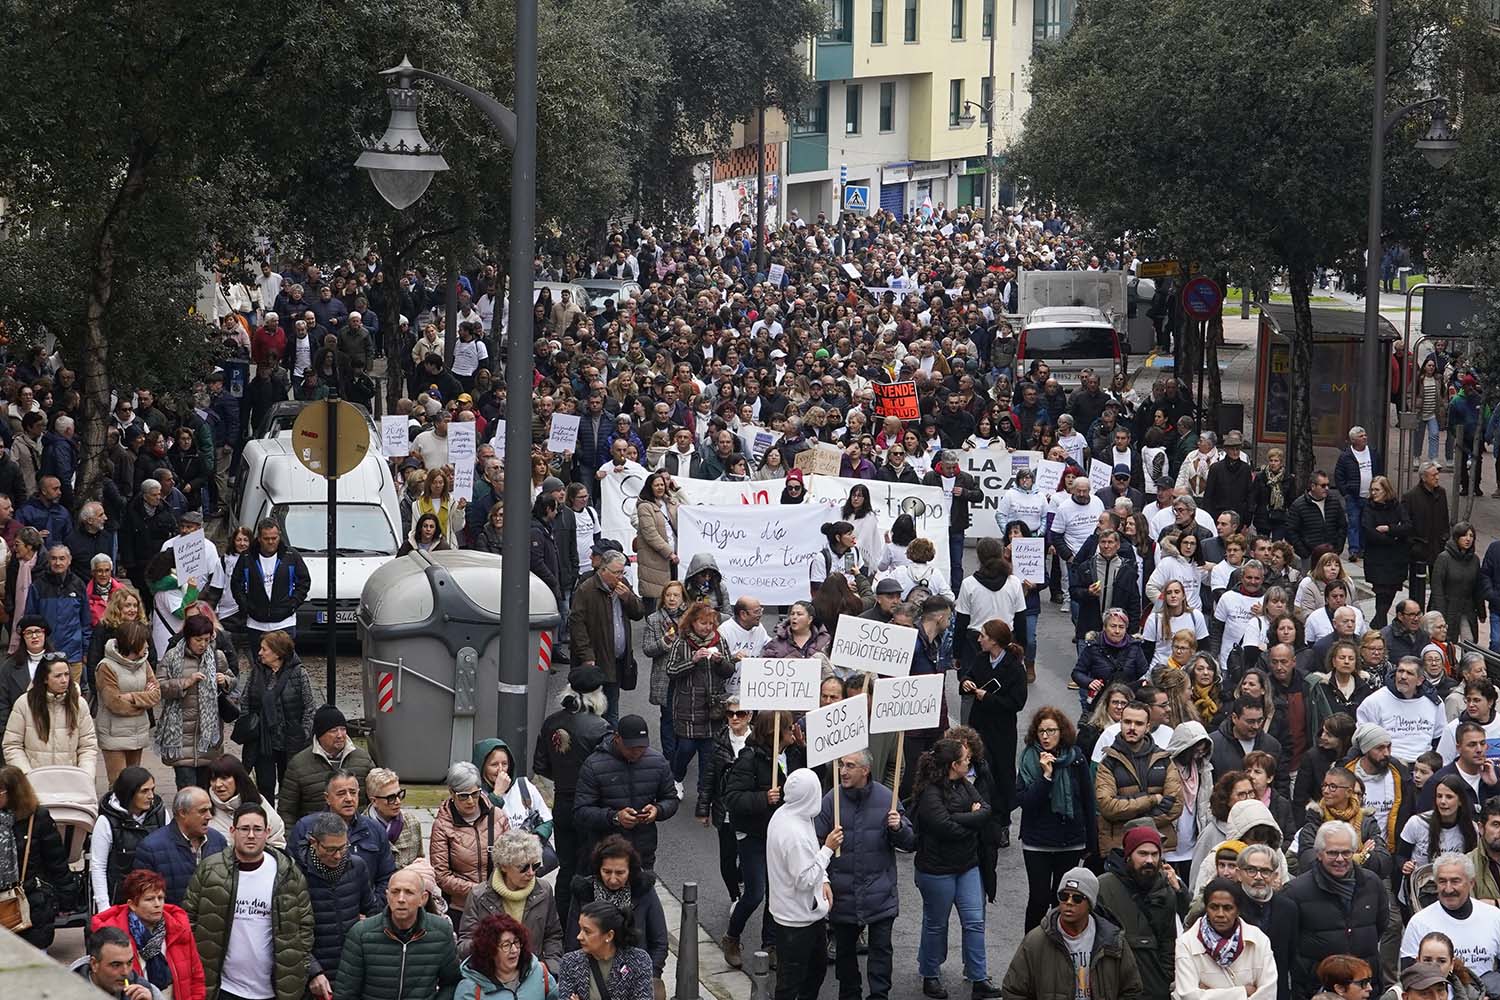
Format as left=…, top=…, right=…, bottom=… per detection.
left=841, top=262, right=862, bottom=280
left=448, top=423, right=477, bottom=502
left=1011, top=536, right=1047, bottom=586
left=676, top=504, right=827, bottom=603
left=381, top=415, right=410, bottom=458
left=767, top=263, right=786, bottom=287
left=804, top=476, right=951, bottom=579
left=829, top=615, right=918, bottom=677
left=1088, top=457, right=1113, bottom=496
left=961, top=446, right=1011, bottom=538
left=547, top=413, right=581, bottom=455
left=804, top=694, right=870, bottom=769
left=1034, top=459, right=1066, bottom=493
left=597, top=460, right=655, bottom=542
left=869, top=674, right=945, bottom=734
left=737, top=658, right=821, bottom=712
left=173, top=533, right=209, bottom=589
left=939, top=223, right=955, bottom=238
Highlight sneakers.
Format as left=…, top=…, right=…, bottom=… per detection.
left=923, top=978, right=949, bottom=999
left=972, top=980, right=1002, bottom=999
left=720, top=934, right=742, bottom=969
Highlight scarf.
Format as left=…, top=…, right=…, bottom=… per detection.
left=0, top=811, right=17, bottom=887
left=1262, top=467, right=1286, bottom=510
left=307, top=846, right=350, bottom=885
left=5, top=556, right=34, bottom=654
left=687, top=627, right=722, bottom=651
left=1192, top=682, right=1220, bottom=724
left=128, top=908, right=172, bottom=988
left=1017, top=743, right=1081, bottom=820
left=591, top=875, right=633, bottom=913
left=1319, top=795, right=1362, bottom=826
left=155, top=644, right=220, bottom=759
left=490, top=867, right=533, bottom=921
left=1197, top=917, right=1243, bottom=968
left=374, top=806, right=405, bottom=846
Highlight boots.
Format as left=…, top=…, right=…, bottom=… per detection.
left=720, top=934, right=742, bottom=969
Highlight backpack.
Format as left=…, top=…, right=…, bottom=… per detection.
left=904, top=576, right=933, bottom=605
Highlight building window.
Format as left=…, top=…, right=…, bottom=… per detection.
left=1034, top=0, right=1075, bottom=44
left=952, top=0, right=965, bottom=39
left=983, top=0, right=994, bottom=38
left=793, top=83, right=829, bottom=135
left=823, top=0, right=852, bottom=41
left=980, top=77, right=993, bottom=124
left=872, top=0, right=886, bottom=43
left=879, top=82, right=896, bottom=132
left=949, top=78, right=964, bottom=126
left=904, top=0, right=919, bottom=41
left=845, top=85, right=862, bottom=134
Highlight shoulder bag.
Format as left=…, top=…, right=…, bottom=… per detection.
left=0, top=815, right=35, bottom=931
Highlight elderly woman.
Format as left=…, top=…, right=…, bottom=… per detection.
left=2, top=652, right=97, bottom=772
left=153, top=615, right=233, bottom=791
left=460, top=912, right=558, bottom=1000
left=565, top=835, right=668, bottom=983
left=365, top=766, right=424, bottom=867
left=85, top=553, right=127, bottom=627
left=665, top=603, right=735, bottom=816
left=430, top=760, right=510, bottom=920
left=473, top=739, right=554, bottom=852
left=0, top=764, right=70, bottom=948
left=458, top=829, right=564, bottom=972
left=91, top=868, right=206, bottom=1000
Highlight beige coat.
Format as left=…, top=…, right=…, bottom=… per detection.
left=95, top=642, right=160, bottom=751
left=635, top=497, right=677, bottom=599
left=1173, top=918, right=1278, bottom=1000
left=2, top=691, right=98, bottom=772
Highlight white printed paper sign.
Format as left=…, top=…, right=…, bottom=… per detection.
left=767, top=263, right=786, bottom=287
left=173, top=533, right=209, bottom=589
left=804, top=694, right=870, bottom=768
left=829, top=615, right=918, bottom=677
left=1010, top=536, right=1047, bottom=586
left=737, top=658, right=822, bottom=712
left=381, top=415, right=410, bottom=458
left=1088, top=458, right=1113, bottom=496
left=1034, top=460, right=1066, bottom=493
left=547, top=413, right=581, bottom=455
left=869, top=674, right=945, bottom=734
left=448, top=423, right=477, bottom=503
left=676, top=504, right=828, bottom=604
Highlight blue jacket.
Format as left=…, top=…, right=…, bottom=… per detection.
left=1334, top=446, right=1384, bottom=499
left=17, top=495, right=72, bottom=545
left=209, top=390, right=241, bottom=448
left=27, top=568, right=90, bottom=661
left=292, top=841, right=378, bottom=981
left=1450, top=390, right=1481, bottom=445
left=39, top=432, right=77, bottom=488
left=814, top=780, right=915, bottom=925
left=133, top=823, right=227, bottom=906
left=290, top=812, right=394, bottom=897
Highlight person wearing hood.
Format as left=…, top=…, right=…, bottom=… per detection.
left=1357, top=657, right=1447, bottom=766
left=574, top=715, right=679, bottom=873
left=1164, top=721, right=1216, bottom=886
left=1097, top=824, right=1187, bottom=1000
left=682, top=551, right=730, bottom=610
left=534, top=667, right=611, bottom=922
left=458, top=829, right=565, bottom=973
left=474, top=738, right=554, bottom=850
left=765, top=768, right=842, bottom=1000
left=1000, top=865, right=1144, bottom=1000
left=459, top=912, right=559, bottom=1000
left=1071, top=607, right=1149, bottom=713
left=1190, top=798, right=1292, bottom=902
left=1431, top=522, right=1484, bottom=643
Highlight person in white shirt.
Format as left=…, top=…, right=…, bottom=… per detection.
left=718, top=598, right=770, bottom=693
left=1437, top=681, right=1500, bottom=764
left=1214, top=560, right=1267, bottom=658
left=1358, top=657, right=1448, bottom=764
left=1147, top=531, right=1207, bottom=611
left=1140, top=581, right=1209, bottom=667
left=1090, top=681, right=1175, bottom=763
left=996, top=468, right=1047, bottom=535
left=1055, top=415, right=1090, bottom=469
left=1400, top=852, right=1500, bottom=974
left=1149, top=493, right=1216, bottom=542
left=1176, top=431, right=1222, bottom=499
left=450, top=322, right=489, bottom=385
left=1048, top=476, right=1105, bottom=561
left=955, top=537, right=1030, bottom=676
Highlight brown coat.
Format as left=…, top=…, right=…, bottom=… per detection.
left=634, top=498, right=677, bottom=599
left=428, top=796, right=507, bottom=912
left=568, top=574, right=644, bottom=683
left=1094, top=739, right=1185, bottom=853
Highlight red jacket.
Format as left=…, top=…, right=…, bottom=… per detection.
left=251, top=325, right=288, bottom=366
left=92, top=902, right=205, bottom=1000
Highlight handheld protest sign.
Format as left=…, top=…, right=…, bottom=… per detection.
left=1088, top=458, right=1113, bottom=496
left=869, top=674, right=944, bottom=734
left=1010, top=536, right=1047, bottom=586
left=1034, top=460, right=1066, bottom=493
left=737, top=658, right=821, bottom=712
left=804, top=694, right=870, bottom=769
left=772, top=714, right=781, bottom=793
left=830, top=616, right=918, bottom=677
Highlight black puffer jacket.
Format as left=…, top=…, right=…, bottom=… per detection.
left=702, top=724, right=745, bottom=825
left=294, top=845, right=378, bottom=982
left=1281, top=861, right=1391, bottom=998
left=534, top=706, right=611, bottom=806
left=573, top=734, right=679, bottom=867
left=97, top=791, right=166, bottom=906
left=721, top=740, right=808, bottom=841
left=912, top=775, right=990, bottom=876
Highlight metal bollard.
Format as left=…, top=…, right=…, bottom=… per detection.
left=675, top=882, right=701, bottom=1000
left=748, top=950, right=773, bottom=1000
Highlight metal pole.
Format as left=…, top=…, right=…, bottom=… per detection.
left=1359, top=0, right=1389, bottom=450
left=444, top=254, right=459, bottom=373
left=756, top=101, right=767, bottom=276
left=500, top=0, right=540, bottom=771
left=325, top=398, right=339, bottom=704
left=747, top=950, right=772, bottom=1000
left=985, top=10, right=995, bottom=219
left=674, top=882, right=701, bottom=1000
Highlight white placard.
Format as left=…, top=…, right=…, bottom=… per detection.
left=869, top=674, right=945, bottom=734
left=841, top=263, right=862, bottom=280
left=829, top=615, right=918, bottom=677
left=804, top=694, right=870, bottom=768
left=737, top=658, right=822, bottom=712
left=767, top=263, right=786, bottom=287
left=489, top=419, right=507, bottom=447
left=736, top=427, right=781, bottom=464
left=381, top=415, right=410, bottom=458
left=676, top=504, right=828, bottom=603
left=1011, top=536, right=1047, bottom=586
left=939, top=223, right=955, bottom=238
left=173, top=533, right=209, bottom=589
left=1034, top=459, right=1066, bottom=493
left=547, top=413, right=581, bottom=454
left=1088, top=458, right=1113, bottom=495
left=448, top=423, right=477, bottom=502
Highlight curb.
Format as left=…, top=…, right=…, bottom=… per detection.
left=658, top=881, right=753, bottom=1000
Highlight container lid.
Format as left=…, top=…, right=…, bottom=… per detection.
left=360, top=550, right=560, bottom=627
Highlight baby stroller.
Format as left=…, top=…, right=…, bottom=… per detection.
left=28, top=765, right=99, bottom=930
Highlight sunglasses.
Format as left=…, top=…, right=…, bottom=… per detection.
left=454, top=790, right=483, bottom=801
left=1057, top=891, right=1089, bottom=905
left=377, top=789, right=408, bottom=804
left=727, top=710, right=751, bottom=719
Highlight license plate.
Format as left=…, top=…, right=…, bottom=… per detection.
left=315, top=610, right=358, bottom=624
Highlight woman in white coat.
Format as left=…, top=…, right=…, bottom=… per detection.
left=1174, top=878, right=1278, bottom=1000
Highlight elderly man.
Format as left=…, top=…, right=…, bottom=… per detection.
left=132, top=788, right=226, bottom=905
left=1335, top=425, right=1383, bottom=561
left=277, top=706, right=376, bottom=829
left=569, top=548, right=645, bottom=724
left=67, top=500, right=116, bottom=575
left=720, top=596, right=770, bottom=662
left=336, top=867, right=460, bottom=1000
left=289, top=769, right=395, bottom=896
left=1402, top=852, right=1500, bottom=982
left=27, top=544, right=90, bottom=679
left=1357, top=657, right=1447, bottom=765
left=1283, top=820, right=1392, bottom=996
left=1383, top=599, right=1431, bottom=664
left=292, top=811, right=377, bottom=1000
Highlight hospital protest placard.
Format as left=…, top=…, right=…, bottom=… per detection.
left=804, top=695, right=870, bottom=768
left=173, top=532, right=210, bottom=588
left=675, top=503, right=828, bottom=604
left=448, top=422, right=477, bottom=502
left=794, top=444, right=842, bottom=477
left=1010, top=536, right=1047, bottom=586
left=547, top=413, right=580, bottom=454
left=829, top=615, right=918, bottom=677
left=1088, top=457, right=1113, bottom=496
left=737, top=658, right=821, bottom=712
left=872, top=381, right=920, bottom=421
left=868, top=674, right=945, bottom=734
left=381, top=415, right=410, bottom=458
left=804, top=476, right=951, bottom=580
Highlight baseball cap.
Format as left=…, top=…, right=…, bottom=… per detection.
left=1112, top=464, right=1131, bottom=479
left=617, top=714, right=651, bottom=748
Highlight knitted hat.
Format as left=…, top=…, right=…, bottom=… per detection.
left=1122, top=824, right=1163, bottom=858
left=1353, top=722, right=1392, bottom=755
left=1215, top=838, right=1249, bottom=860
left=1057, top=867, right=1098, bottom=907
left=313, top=705, right=348, bottom=739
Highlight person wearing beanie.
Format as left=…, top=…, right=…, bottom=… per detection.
left=1096, top=821, right=1184, bottom=1000
left=1347, top=721, right=1418, bottom=851
left=277, top=703, right=374, bottom=830
left=1000, top=865, right=1144, bottom=1000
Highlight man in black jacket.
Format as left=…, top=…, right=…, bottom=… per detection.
left=534, top=667, right=612, bottom=920
left=293, top=811, right=377, bottom=1000
left=1285, top=470, right=1348, bottom=563
left=1404, top=462, right=1451, bottom=608
left=1282, top=820, right=1391, bottom=998
left=1209, top=697, right=1285, bottom=794
left=573, top=715, right=679, bottom=872
left=230, top=518, right=311, bottom=648
left=921, top=449, right=977, bottom=593
left=1203, top=430, right=1254, bottom=525
left=1095, top=825, right=1185, bottom=1000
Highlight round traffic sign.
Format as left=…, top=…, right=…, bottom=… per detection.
left=1182, top=276, right=1223, bottom=320
left=291, top=400, right=370, bottom=479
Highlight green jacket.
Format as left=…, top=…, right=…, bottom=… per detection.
left=1000, top=909, right=1142, bottom=1000
left=185, top=846, right=314, bottom=1000
left=1471, top=844, right=1500, bottom=906
left=1095, top=855, right=1183, bottom=1000
left=277, top=741, right=375, bottom=830
left=336, top=909, right=461, bottom=1000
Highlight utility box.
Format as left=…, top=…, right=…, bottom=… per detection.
left=358, top=550, right=561, bottom=783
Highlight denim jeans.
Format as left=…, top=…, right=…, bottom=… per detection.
left=913, top=866, right=987, bottom=980
left=672, top=735, right=712, bottom=796
left=658, top=702, right=678, bottom=767
left=834, top=918, right=894, bottom=1000
left=1490, top=612, right=1500, bottom=654
left=1345, top=494, right=1365, bottom=555
left=604, top=681, right=621, bottom=727
left=1021, top=609, right=1039, bottom=666
left=1413, top=416, right=1440, bottom=463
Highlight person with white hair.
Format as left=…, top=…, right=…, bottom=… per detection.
left=1401, top=852, right=1500, bottom=976
left=429, top=760, right=509, bottom=915
left=1282, top=820, right=1394, bottom=997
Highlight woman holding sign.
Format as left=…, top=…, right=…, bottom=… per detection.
left=959, top=621, right=1028, bottom=848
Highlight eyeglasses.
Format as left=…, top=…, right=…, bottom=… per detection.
left=512, top=862, right=543, bottom=874
left=377, top=789, right=408, bottom=804
left=1322, top=849, right=1354, bottom=860
left=1240, top=865, right=1274, bottom=878
left=1349, top=979, right=1373, bottom=989
left=1036, top=727, right=1060, bottom=736
left=1057, top=891, right=1089, bottom=905
left=499, top=938, right=523, bottom=951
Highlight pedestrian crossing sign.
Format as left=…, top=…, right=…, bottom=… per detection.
left=843, top=185, right=869, bottom=212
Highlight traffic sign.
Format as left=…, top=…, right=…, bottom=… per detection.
left=1182, top=276, right=1223, bottom=320
left=843, top=185, right=869, bottom=212
left=291, top=400, right=370, bottom=478
left=1138, top=261, right=1181, bottom=279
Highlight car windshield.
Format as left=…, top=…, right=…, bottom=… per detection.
left=270, top=504, right=397, bottom=555
left=1023, top=326, right=1116, bottom=360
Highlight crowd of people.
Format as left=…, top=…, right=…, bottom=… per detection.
left=0, top=202, right=1498, bottom=1000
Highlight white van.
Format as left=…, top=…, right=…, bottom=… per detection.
left=1016, top=306, right=1124, bottom=388
left=234, top=436, right=403, bottom=634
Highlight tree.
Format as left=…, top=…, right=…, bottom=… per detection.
left=1010, top=0, right=1488, bottom=483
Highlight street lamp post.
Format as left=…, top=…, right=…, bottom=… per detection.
left=1358, top=0, right=1458, bottom=450
left=357, top=18, right=541, bottom=770
left=958, top=93, right=994, bottom=219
